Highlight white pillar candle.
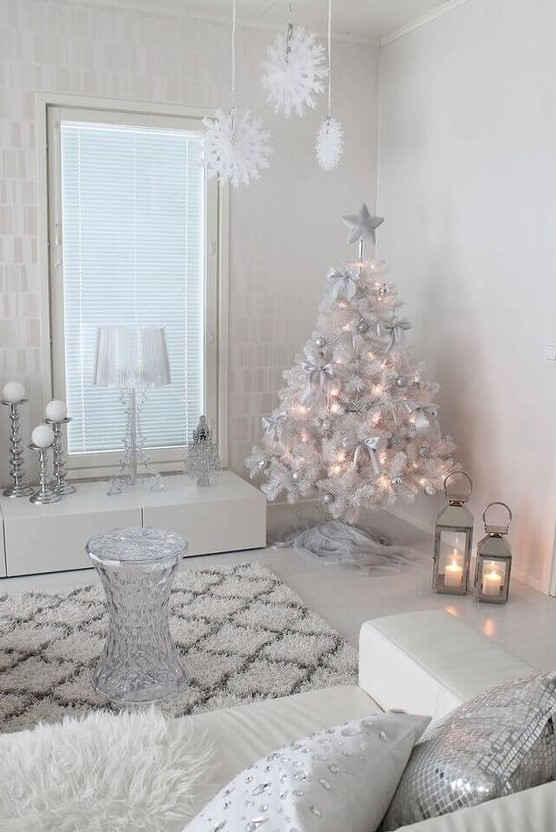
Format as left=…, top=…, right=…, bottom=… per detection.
left=445, top=558, right=464, bottom=588
left=45, top=399, right=67, bottom=422
left=2, top=381, right=25, bottom=403
left=31, top=425, right=54, bottom=448
left=482, top=569, right=502, bottom=597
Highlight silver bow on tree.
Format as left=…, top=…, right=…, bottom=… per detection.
left=378, top=317, right=412, bottom=352
left=405, top=402, right=440, bottom=436
left=301, top=360, right=333, bottom=404
left=326, top=265, right=361, bottom=301
left=262, top=411, right=287, bottom=441
left=342, top=435, right=386, bottom=475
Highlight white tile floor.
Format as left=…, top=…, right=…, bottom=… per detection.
left=2, top=512, right=556, bottom=672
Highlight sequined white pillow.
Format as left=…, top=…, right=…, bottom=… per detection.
left=382, top=672, right=556, bottom=830
left=183, top=712, right=430, bottom=832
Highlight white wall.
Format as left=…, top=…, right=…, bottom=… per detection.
left=378, top=0, right=556, bottom=591
left=0, top=0, right=378, bottom=480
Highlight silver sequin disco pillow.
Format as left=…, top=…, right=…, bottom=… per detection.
left=382, top=672, right=556, bottom=830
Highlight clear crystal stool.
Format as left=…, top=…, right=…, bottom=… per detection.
left=86, top=527, right=188, bottom=704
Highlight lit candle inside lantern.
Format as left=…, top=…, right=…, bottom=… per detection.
left=482, top=564, right=502, bottom=597
left=445, top=553, right=464, bottom=588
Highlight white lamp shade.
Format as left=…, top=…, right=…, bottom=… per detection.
left=93, top=326, right=171, bottom=388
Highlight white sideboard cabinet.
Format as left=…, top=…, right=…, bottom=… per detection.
left=0, top=472, right=267, bottom=577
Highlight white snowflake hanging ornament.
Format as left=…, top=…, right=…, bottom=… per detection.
left=203, top=108, right=272, bottom=188
left=316, top=116, right=344, bottom=171
left=202, top=0, right=272, bottom=188
left=262, top=23, right=328, bottom=117
left=315, top=0, right=344, bottom=172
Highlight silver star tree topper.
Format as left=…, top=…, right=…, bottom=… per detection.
left=342, top=203, right=384, bottom=258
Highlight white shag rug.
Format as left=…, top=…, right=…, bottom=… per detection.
left=0, top=562, right=357, bottom=734
left=0, top=709, right=214, bottom=832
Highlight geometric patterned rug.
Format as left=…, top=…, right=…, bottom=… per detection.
left=0, top=562, right=358, bottom=734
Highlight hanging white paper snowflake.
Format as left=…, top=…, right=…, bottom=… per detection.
left=202, top=108, right=272, bottom=188
left=316, top=117, right=344, bottom=171
left=262, top=25, right=328, bottom=118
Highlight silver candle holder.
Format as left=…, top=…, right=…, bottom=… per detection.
left=29, top=444, right=61, bottom=505
left=45, top=417, right=76, bottom=496
left=2, top=399, right=33, bottom=498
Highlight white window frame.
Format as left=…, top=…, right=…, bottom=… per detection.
left=38, top=93, right=229, bottom=477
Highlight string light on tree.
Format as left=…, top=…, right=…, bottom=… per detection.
left=247, top=203, right=456, bottom=527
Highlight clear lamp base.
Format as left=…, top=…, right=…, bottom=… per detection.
left=108, top=386, right=165, bottom=496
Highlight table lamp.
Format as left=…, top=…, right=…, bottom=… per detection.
left=93, top=326, right=171, bottom=495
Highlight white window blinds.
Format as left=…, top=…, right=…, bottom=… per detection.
left=58, top=120, right=205, bottom=456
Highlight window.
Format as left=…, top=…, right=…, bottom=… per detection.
left=46, top=104, right=225, bottom=475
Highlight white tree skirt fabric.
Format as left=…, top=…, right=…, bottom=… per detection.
left=277, top=520, right=421, bottom=575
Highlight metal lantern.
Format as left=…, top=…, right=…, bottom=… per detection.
left=474, top=502, right=512, bottom=604
left=433, top=471, right=474, bottom=595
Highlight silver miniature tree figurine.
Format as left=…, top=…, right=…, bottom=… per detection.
left=184, top=415, right=222, bottom=487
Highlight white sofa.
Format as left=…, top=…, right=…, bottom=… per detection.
left=183, top=609, right=556, bottom=830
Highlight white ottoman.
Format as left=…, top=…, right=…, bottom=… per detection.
left=358, top=609, right=535, bottom=720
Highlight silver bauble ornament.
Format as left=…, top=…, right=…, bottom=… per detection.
left=390, top=434, right=401, bottom=447
left=322, top=418, right=331, bottom=431
left=424, top=484, right=435, bottom=496
left=396, top=376, right=407, bottom=388
left=357, top=319, right=369, bottom=334
left=378, top=283, right=389, bottom=297
left=322, top=492, right=335, bottom=506
left=292, top=470, right=301, bottom=482
left=257, top=459, right=268, bottom=470
left=419, top=446, right=431, bottom=459
left=315, top=335, right=326, bottom=349
left=391, top=476, right=402, bottom=486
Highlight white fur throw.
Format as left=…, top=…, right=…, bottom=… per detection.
left=0, top=709, right=214, bottom=832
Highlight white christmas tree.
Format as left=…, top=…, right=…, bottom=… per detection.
left=247, top=204, right=456, bottom=528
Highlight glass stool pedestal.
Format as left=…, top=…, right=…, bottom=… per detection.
left=86, top=527, right=187, bottom=704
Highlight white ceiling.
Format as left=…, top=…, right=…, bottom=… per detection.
left=84, top=0, right=455, bottom=42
